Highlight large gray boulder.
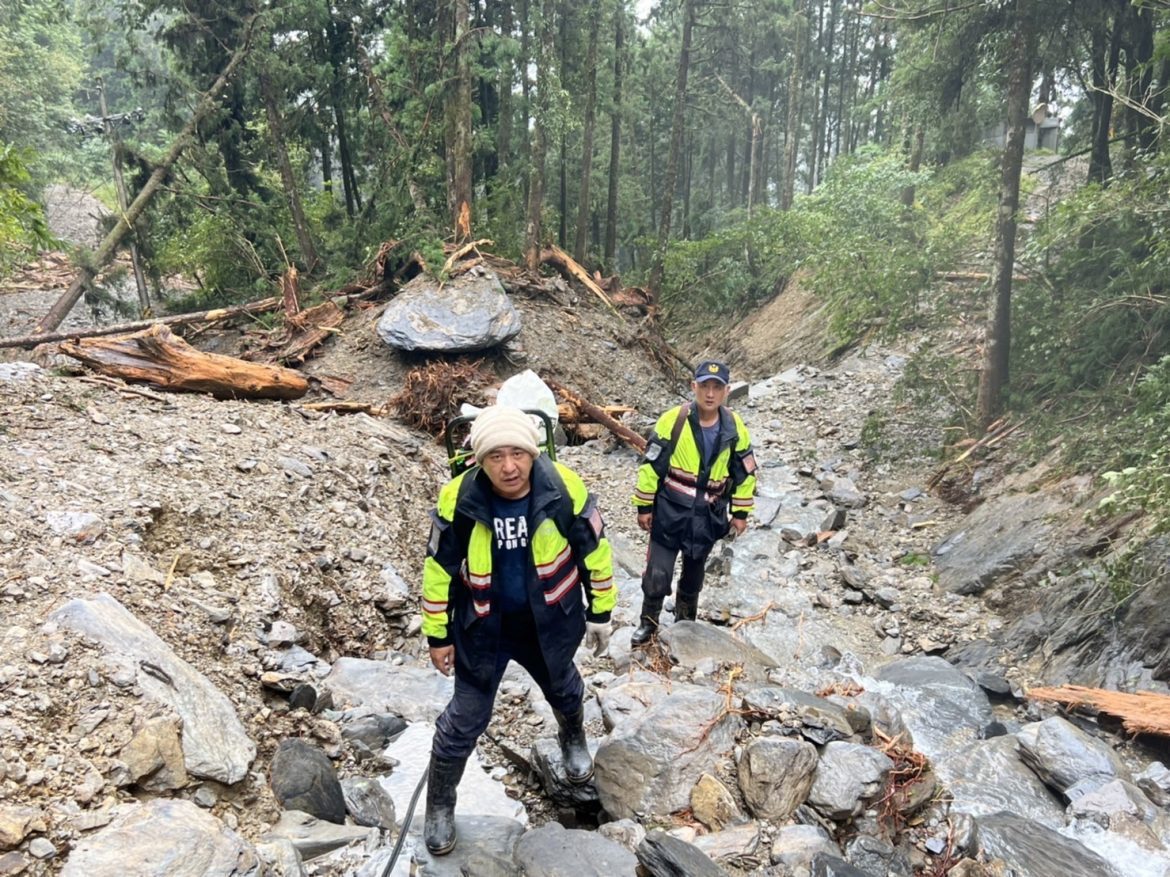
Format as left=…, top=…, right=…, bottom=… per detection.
left=661, top=621, right=779, bottom=678
left=52, top=594, right=255, bottom=784
left=60, top=800, right=260, bottom=877
left=375, top=268, right=520, bottom=352
left=594, top=685, right=743, bottom=821
left=321, top=657, right=452, bottom=722
left=270, top=739, right=346, bottom=824
left=871, top=657, right=992, bottom=760
left=807, top=742, right=893, bottom=820
left=408, top=816, right=525, bottom=876
left=737, top=736, right=819, bottom=821
left=1016, top=716, right=1128, bottom=800
left=514, top=823, right=638, bottom=876
left=974, top=812, right=1123, bottom=877
left=933, top=735, right=1065, bottom=829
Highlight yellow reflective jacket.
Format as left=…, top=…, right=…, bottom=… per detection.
left=421, top=456, right=614, bottom=687
left=632, top=403, right=756, bottom=555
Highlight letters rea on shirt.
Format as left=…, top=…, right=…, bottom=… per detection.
left=493, top=513, right=529, bottom=550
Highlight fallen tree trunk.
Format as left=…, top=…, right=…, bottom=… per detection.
left=267, top=299, right=345, bottom=365
left=1029, top=685, right=1170, bottom=738
left=35, top=16, right=259, bottom=334
left=540, top=244, right=620, bottom=316
left=547, top=378, right=645, bottom=453
left=59, top=324, right=308, bottom=400
left=0, top=296, right=281, bottom=350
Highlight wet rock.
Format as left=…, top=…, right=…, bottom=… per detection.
left=61, top=799, right=261, bottom=876
left=741, top=686, right=856, bottom=744
left=514, top=822, right=638, bottom=876
left=380, top=722, right=526, bottom=827
left=375, top=268, right=521, bottom=352
left=597, top=818, right=646, bottom=853
left=254, top=839, right=305, bottom=877
left=595, top=685, right=742, bottom=821
left=853, top=690, right=912, bottom=746
left=807, top=742, right=894, bottom=820
left=661, top=622, right=779, bottom=677
left=934, top=735, right=1065, bottom=828
left=973, top=811, right=1122, bottom=877
left=770, top=824, right=838, bottom=869
left=530, top=737, right=601, bottom=809
left=871, top=656, right=991, bottom=759
left=691, top=821, right=761, bottom=862
left=597, top=673, right=672, bottom=731
left=637, top=830, right=724, bottom=877
left=408, top=816, right=525, bottom=876
left=262, top=810, right=372, bottom=860
left=321, top=657, right=452, bottom=722
left=1068, top=778, right=1170, bottom=852
left=810, top=853, right=878, bottom=877
left=1135, top=761, right=1170, bottom=807
left=51, top=594, right=255, bottom=783
left=1016, top=716, right=1128, bottom=800
left=737, top=736, right=819, bottom=821
left=690, top=773, right=739, bottom=831
left=932, top=492, right=1067, bottom=595
left=270, top=739, right=346, bottom=824
left=845, top=835, right=911, bottom=877
left=337, top=709, right=408, bottom=752
left=341, top=777, right=396, bottom=829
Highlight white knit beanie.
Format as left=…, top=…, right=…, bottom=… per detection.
left=469, top=406, right=540, bottom=460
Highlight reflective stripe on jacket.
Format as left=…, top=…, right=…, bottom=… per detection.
left=421, top=456, right=614, bottom=687
left=632, top=403, right=756, bottom=556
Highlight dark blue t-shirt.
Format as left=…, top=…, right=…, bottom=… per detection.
left=700, top=421, right=720, bottom=467
left=490, top=493, right=531, bottom=614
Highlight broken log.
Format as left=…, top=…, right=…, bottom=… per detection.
left=540, top=245, right=620, bottom=316
left=35, top=16, right=259, bottom=334
left=266, top=299, right=345, bottom=365
left=1029, top=685, right=1170, bottom=738
left=0, top=296, right=282, bottom=350
left=281, top=266, right=301, bottom=317
left=547, top=378, right=646, bottom=453
left=59, top=324, right=308, bottom=400
left=936, top=271, right=1030, bottom=283
left=556, top=401, right=634, bottom=423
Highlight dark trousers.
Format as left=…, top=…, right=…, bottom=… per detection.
left=641, top=539, right=712, bottom=601
left=432, top=611, right=584, bottom=760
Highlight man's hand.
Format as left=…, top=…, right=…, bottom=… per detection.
left=585, top=621, right=612, bottom=657
left=637, top=512, right=653, bottom=532
left=729, top=517, right=748, bottom=537
left=430, top=645, right=454, bottom=676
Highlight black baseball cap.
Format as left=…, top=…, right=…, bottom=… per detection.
left=694, top=359, right=730, bottom=384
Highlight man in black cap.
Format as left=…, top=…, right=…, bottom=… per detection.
left=630, top=359, right=757, bottom=645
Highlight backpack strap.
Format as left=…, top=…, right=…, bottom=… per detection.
left=669, top=402, right=691, bottom=458
left=548, top=462, right=576, bottom=538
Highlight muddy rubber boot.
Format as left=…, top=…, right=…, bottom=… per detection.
left=424, top=755, right=467, bottom=856
left=553, top=708, right=594, bottom=784
left=674, top=592, right=699, bottom=622
left=630, top=598, right=663, bottom=647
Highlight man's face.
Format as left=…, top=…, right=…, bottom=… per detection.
left=480, top=446, right=535, bottom=499
left=692, top=378, right=729, bottom=417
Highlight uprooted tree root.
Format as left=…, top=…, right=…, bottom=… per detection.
left=872, top=726, right=934, bottom=837
left=389, top=357, right=494, bottom=436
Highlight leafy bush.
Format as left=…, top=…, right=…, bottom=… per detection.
left=0, top=144, right=53, bottom=276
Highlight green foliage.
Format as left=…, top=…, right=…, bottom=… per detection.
left=1096, top=356, right=1170, bottom=534
left=0, top=145, right=54, bottom=277
left=660, top=148, right=934, bottom=341
left=897, top=551, right=931, bottom=568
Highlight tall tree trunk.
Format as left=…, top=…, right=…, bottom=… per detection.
left=1131, top=5, right=1157, bottom=154
left=497, top=0, right=515, bottom=173
left=353, top=28, right=430, bottom=216
left=682, top=131, right=693, bottom=239
left=603, top=3, right=623, bottom=267
left=260, top=72, right=319, bottom=271
left=319, top=129, right=333, bottom=199
left=36, top=20, right=257, bottom=334
left=977, top=0, right=1035, bottom=430
left=525, top=0, right=555, bottom=270
left=646, top=0, right=695, bottom=306
left=808, top=0, right=825, bottom=189
left=900, top=123, right=924, bottom=207
left=1088, top=13, right=1121, bottom=184
left=558, top=0, right=569, bottom=248
left=782, top=0, right=806, bottom=210
left=521, top=0, right=532, bottom=208
left=574, top=0, right=601, bottom=262
left=817, top=0, right=840, bottom=183
left=446, top=0, right=473, bottom=239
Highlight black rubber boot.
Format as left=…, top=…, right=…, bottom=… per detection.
left=630, top=598, right=663, bottom=647
left=553, top=708, right=594, bottom=784
left=674, top=592, right=699, bottom=622
left=424, top=755, right=467, bottom=856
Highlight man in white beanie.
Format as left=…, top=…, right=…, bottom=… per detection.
left=419, top=405, right=615, bottom=856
